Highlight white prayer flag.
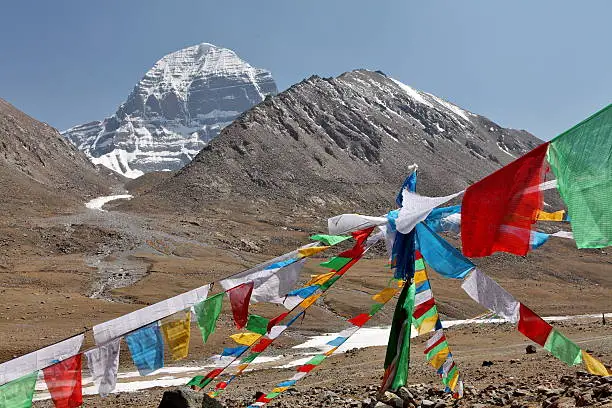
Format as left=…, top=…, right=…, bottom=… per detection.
left=84, top=338, right=120, bottom=397
left=461, top=268, right=520, bottom=323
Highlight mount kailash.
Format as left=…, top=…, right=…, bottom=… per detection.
left=62, top=43, right=277, bottom=178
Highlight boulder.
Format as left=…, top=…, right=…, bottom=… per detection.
left=158, top=387, right=223, bottom=408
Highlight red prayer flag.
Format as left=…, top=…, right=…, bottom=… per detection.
left=251, top=337, right=273, bottom=353
left=423, top=335, right=447, bottom=354
left=227, top=282, right=254, bottom=329
left=415, top=250, right=423, bottom=260
left=413, top=298, right=436, bottom=319
left=216, top=381, right=227, bottom=390
left=461, top=142, right=549, bottom=257
left=348, top=313, right=370, bottom=327
left=298, top=364, right=316, bottom=373
left=42, top=354, right=83, bottom=408
left=267, top=312, right=289, bottom=332
left=205, top=368, right=224, bottom=379
left=517, top=304, right=553, bottom=346
left=257, top=396, right=271, bottom=403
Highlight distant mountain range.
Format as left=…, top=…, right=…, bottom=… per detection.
left=125, top=70, right=543, bottom=216
left=63, top=43, right=277, bottom=178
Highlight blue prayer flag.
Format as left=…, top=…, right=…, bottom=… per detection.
left=416, top=223, right=474, bottom=279
left=326, top=336, right=347, bottom=347
left=222, top=346, right=249, bottom=357
left=125, top=323, right=164, bottom=375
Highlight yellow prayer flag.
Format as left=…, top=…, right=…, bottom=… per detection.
left=324, top=347, right=338, bottom=356
left=307, top=271, right=336, bottom=286
left=430, top=349, right=450, bottom=369
left=298, top=246, right=330, bottom=258
left=229, top=332, right=262, bottom=346
left=536, top=209, right=565, bottom=221
left=372, top=287, right=398, bottom=303
left=448, top=371, right=460, bottom=390
left=414, top=270, right=428, bottom=285
left=416, top=315, right=438, bottom=335
left=581, top=350, right=610, bottom=376
left=160, top=311, right=191, bottom=361
left=237, top=363, right=249, bottom=373
left=300, top=293, right=322, bottom=309
left=272, top=386, right=289, bottom=393
left=397, top=279, right=405, bottom=288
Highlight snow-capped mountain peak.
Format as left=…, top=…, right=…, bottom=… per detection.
left=63, top=43, right=277, bottom=178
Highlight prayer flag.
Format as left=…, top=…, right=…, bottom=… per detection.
left=544, top=330, right=582, bottom=366
left=42, top=354, right=83, bottom=408
left=536, top=209, right=566, bottom=221
left=461, top=268, right=520, bottom=323
left=581, top=351, right=610, bottom=376
left=194, top=292, right=224, bottom=343
left=298, top=364, right=316, bottom=373
left=84, top=337, right=120, bottom=397
left=416, top=223, right=474, bottom=279
left=160, top=311, right=191, bottom=361
left=307, top=355, right=326, bottom=365
left=424, top=205, right=462, bottom=233
left=267, top=312, right=289, bottom=332
left=125, top=323, right=164, bottom=376
left=327, top=214, right=388, bottom=235
left=229, top=333, right=261, bottom=346
left=299, top=293, right=321, bottom=308
left=372, top=288, right=398, bottom=303
left=547, top=104, right=612, bottom=248
left=297, top=246, right=330, bottom=258
left=395, top=190, right=463, bottom=234
left=251, top=338, right=273, bottom=353
left=309, top=234, right=351, bottom=246
left=348, top=313, right=370, bottom=327
left=307, top=272, right=336, bottom=286
left=320, top=257, right=352, bottom=271
left=461, top=142, right=549, bottom=257
left=227, top=282, right=253, bottom=329
left=382, top=282, right=416, bottom=392
left=517, top=304, right=553, bottom=346
left=246, top=315, right=270, bottom=335
left=221, top=346, right=248, bottom=357
left=0, top=371, right=38, bottom=408
left=370, top=303, right=385, bottom=315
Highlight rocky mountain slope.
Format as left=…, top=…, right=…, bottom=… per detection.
left=0, top=98, right=112, bottom=216
left=62, top=43, right=277, bottom=178
left=127, top=69, right=543, bottom=217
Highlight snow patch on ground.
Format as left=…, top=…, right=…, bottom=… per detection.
left=85, top=195, right=133, bottom=211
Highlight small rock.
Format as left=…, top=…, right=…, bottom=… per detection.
left=398, top=386, right=414, bottom=402
left=420, top=399, right=435, bottom=408
left=526, top=345, right=537, bottom=354
left=482, top=360, right=494, bottom=367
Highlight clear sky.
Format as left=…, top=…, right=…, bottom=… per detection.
left=0, top=1, right=610, bottom=139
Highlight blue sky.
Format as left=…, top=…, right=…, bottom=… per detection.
left=0, top=1, right=610, bottom=139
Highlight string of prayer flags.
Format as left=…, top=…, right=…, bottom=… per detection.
left=93, top=284, right=209, bottom=346
left=194, top=292, right=224, bottom=344
left=0, top=371, right=38, bottom=408
left=229, top=333, right=262, bottom=346
left=0, top=334, right=84, bottom=386
left=245, top=314, right=270, bottom=336
left=227, top=282, right=253, bottom=329
left=125, top=323, right=165, bottom=376
left=461, top=142, right=550, bottom=257
left=160, top=311, right=191, bottom=361
left=546, top=103, right=612, bottom=248
left=42, top=354, right=83, bottom=408
left=416, top=223, right=474, bottom=279
left=83, top=338, right=120, bottom=397
left=461, top=268, right=520, bottom=323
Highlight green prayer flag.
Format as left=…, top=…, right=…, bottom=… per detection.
left=310, top=234, right=351, bottom=246
left=265, top=392, right=281, bottom=399
left=319, top=257, right=352, bottom=271
left=319, top=275, right=340, bottom=291
left=307, top=354, right=327, bottom=365
left=383, top=282, right=416, bottom=391
left=240, top=352, right=260, bottom=364
left=194, top=292, right=224, bottom=343
left=443, top=366, right=458, bottom=385
left=547, top=104, right=612, bottom=248
left=246, top=314, right=270, bottom=335
left=186, top=375, right=204, bottom=387
left=414, top=258, right=425, bottom=271
left=426, top=341, right=449, bottom=361
left=0, top=371, right=38, bottom=408
left=370, top=302, right=385, bottom=315
left=544, top=330, right=582, bottom=366
left=416, top=305, right=438, bottom=325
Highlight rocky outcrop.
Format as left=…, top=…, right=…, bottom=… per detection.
left=63, top=43, right=277, bottom=177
